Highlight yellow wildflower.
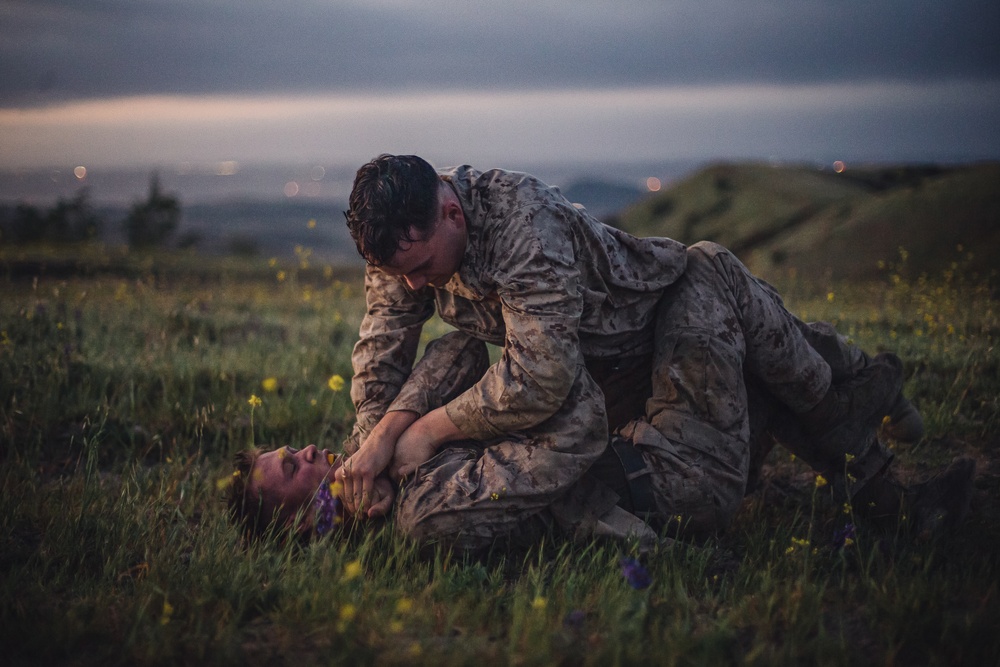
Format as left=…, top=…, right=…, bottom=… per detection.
left=276, top=270, right=286, bottom=282
left=247, top=394, right=262, bottom=407
left=307, top=218, right=317, bottom=229
left=343, top=559, right=363, bottom=582
left=339, top=604, right=356, bottom=623
left=261, top=377, right=278, bottom=392
left=395, top=598, right=414, bottom=614
left=328, top=374, right=345, bottom=392
left=329, top=481, right=343, bottom=496
left=160, top=600, right=174, bottom=625
left=532, top=596, right=547, bottom=610
left=815, top=474, right=828, bottom=488
left=845, top=453, right=856, bottom=462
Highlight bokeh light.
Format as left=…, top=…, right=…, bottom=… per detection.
left=215, top=160, right=239, bottom=176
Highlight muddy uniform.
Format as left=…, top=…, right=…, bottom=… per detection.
left=345, top=166, right=893, bottom=550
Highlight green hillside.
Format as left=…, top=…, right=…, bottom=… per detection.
left=617, top=162, right=1000, bottom=282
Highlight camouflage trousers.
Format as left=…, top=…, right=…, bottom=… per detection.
left=357, top=241, right=893, bottom=549
left=607, top=242, right=892, bottom=535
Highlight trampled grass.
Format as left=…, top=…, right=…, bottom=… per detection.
left=1, top=244, right=998, bottom=666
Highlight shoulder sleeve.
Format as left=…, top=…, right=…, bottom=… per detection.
left=445, top=204, right=585, bottom=439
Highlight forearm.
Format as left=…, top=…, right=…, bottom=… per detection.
left=390, top=405, right=470, bottom=481
left=407, top=406, right=468, bottom=450
left=365, top=409, right=420, bottom=453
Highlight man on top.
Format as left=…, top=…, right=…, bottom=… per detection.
left=230, top=154, right=971, bottom=550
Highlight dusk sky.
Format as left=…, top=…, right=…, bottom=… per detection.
left=1, top=0, right=998, bottom=174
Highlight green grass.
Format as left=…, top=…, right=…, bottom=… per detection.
left=1, top=245, right=998, bottom=666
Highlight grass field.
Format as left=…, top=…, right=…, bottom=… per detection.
left=1, top=244, right=998, bottom=666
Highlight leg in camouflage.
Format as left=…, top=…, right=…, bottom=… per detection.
left=616, top=242, right=906, bottom=534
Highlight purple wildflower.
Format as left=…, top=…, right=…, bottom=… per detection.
left=620, top=557, right=652, bottom=590
left=314, top=482, right=342, bottom=537
left=563, top=609, right=586, bottom=630
left=832, top=523, right=856, bottom=549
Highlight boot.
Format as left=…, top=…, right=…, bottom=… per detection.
left=851, top=467, right=906, bottom=529
left=882, top=393, right=925, bottom=443
left=853, top=457, right=976, bottom=540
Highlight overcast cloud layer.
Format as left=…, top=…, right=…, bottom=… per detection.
left=4, top=0, right=998, bottom=104
left=1, top=0, right=998, bottom=173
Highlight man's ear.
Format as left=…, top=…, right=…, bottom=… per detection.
left=442, top=198, right=465, bottom=229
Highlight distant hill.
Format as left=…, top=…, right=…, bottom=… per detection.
left=181, top=199, right=359, bottom=263
left=616, top=162, right=1000, bottom=282
left=561, top=178, right=645, bottom=220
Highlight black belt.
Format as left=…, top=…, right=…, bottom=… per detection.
left=611, top=437, right=658, bottom=522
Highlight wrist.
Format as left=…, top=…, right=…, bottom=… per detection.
left=369, top=410, right=419, bottom=444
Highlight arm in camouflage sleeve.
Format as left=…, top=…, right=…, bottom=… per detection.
left=339, top=331, right=489, bottom=514
left=348, top=264, right=436, bottom=448
left=444, top=204, right=586, bottom=440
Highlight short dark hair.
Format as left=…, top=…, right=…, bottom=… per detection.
left=344, top=154, right=440, bottom=266
left=226, top=447, right=273, bottom=541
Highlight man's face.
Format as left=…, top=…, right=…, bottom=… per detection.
left=382, top=185, right=467, bottom=291
left=249, top=444, right=334, bottom=527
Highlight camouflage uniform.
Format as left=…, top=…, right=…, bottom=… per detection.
left=345, top=166, right=892, bottom=550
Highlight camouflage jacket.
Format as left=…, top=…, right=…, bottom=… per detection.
left=350, top=165, right=687, bottom=441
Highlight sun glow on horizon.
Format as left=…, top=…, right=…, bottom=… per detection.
left=1, top=80, right=996, bottom=170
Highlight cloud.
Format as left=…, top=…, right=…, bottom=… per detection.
left=1, top=0, right=997, bottom=106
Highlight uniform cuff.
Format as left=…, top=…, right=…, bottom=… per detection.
left=445, top=393, right=500, bottom=441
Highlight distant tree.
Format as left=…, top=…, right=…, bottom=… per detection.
left=124, top=173, right=181, bottom=248
left=4, top=189, right=101, bottom=243
left=10, top=203, right=46, bottom=243
left=49, top=189, right=102, bottom=242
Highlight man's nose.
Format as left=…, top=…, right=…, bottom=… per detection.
left=301, top=444, right=317, bottom=462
